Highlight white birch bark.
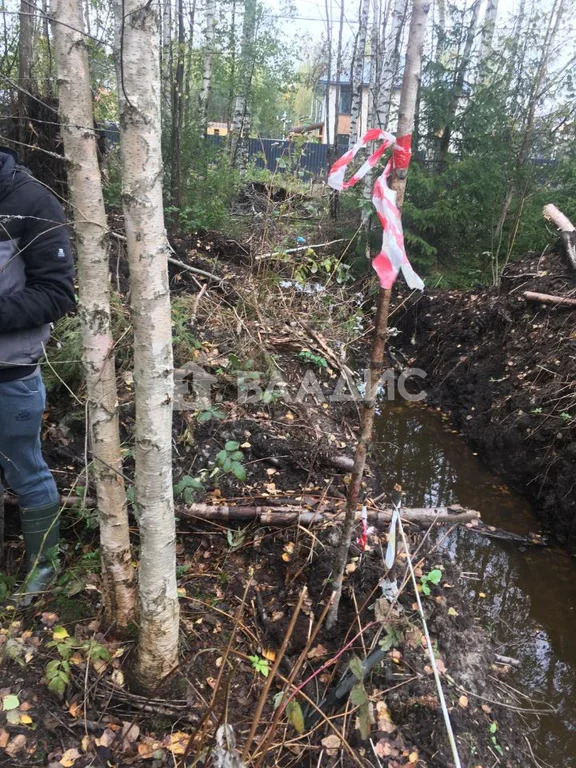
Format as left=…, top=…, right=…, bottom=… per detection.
left=113, top=0, right=179, bottom=687
left=479, top=0, right=498, bottom=63
left=198, top=0, right=216, bottom=135
left=51, top=0, right=136, bottom=628
left=349, top=0, right=370, bottom=147
left=230, top=0, right=256, bottom=167
left=374, top=0, right=408, bottom=130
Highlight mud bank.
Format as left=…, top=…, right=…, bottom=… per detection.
left=395, top=250, right=576, bottom=548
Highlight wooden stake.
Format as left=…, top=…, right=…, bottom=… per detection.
left=523, top=290, right=576, bottom=308
left=543, top=203, right=576, bottom=272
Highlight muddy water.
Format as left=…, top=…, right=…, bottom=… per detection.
left=374, top=402, right=576, bottom=766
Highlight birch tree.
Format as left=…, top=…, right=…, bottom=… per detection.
left=374, top=0, right=408, bottom=130
left=479, top=0, right=498, bottom=64
left=113, top=0, right=179, bottom=688
left=198, top=0, right=217, bottom=136
left=230, top=0, right=257, bottom=167
left=349, top=0, right=369, bottom=147
left=327, top=0, right=431, bottom=630
left=51, top=0, right=136, bottom=628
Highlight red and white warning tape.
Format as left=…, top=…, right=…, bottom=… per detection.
left=327, top=128, right=424, bottom=291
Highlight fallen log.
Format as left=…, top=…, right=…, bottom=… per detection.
left=176, top=503, right=480, bottom=527
left=522, top=290, right=576, bottom=308
left=543, top=204, right=576, bottom=273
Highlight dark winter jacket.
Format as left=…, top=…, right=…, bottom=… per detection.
left=0, top=149, right=75, bottom=381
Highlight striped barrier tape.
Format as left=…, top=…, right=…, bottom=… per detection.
left=327, top=128, right=424, bottom=291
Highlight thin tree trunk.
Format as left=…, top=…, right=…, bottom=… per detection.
left=198, top=0, right=216, bottom=136
left=183, top=0, right=198, bottom=128
left=479, top=0, right=498, bottom=64
left=169, top=0, right=185, bottom=222
left=161, top=0, right=172, bottom=128
left=329, top=0, right=345, bottom=219
left=230, top=0, right=256, bottom=167
left=349, top=0, right=370, bottom=148
left=438, top=0, right=482, bottom=164
left=374, top=0, right=408, bottom=130
left=323, top=0, right=332, bottom=147
left=18, top=0, right=34, bottom=154
left=326, top=0, right=430, bottom=631
left=113, top=0, right=179, bottom=689
left=51, top=0, right=136, bottom=629
left=493, top=0, right=565, bottom=276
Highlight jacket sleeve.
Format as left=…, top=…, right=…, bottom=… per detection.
left=0, top=184, right=75, bottom=332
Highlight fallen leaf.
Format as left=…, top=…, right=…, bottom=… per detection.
left=121, top=721, right=140, bottom=748
left=408, top=751, right=419, bottom=764
left=479, top=592, right=487, bottom=598
left=5, top=734, right=27, bottom=757
left=138, top=739, right=164, bottom=759
left=40, top=612, right=59, bottom=628
left=2, top=694, right=20, bottom=711
left=345, top=561, right=357, bottom=574
left=321, top=734, right=341, bottom=756
left=458, top=695, right=469, bottom=708
left=68, top=702, right=82, bottom=719
left=96, top=728, right=116, bottom=748
left=448, top=607, right=459, bottom=617
left=165, top=731, right=190, bottom=755
left=307, top=644, right=328, bottom=659
left=262, top=648, right=276, bottom=662
left=6, top=710, right=20, bottom=725
left=92, top=658, right=107, bottom=674
left=0, top=728, right=9, bottom=748
left=374, top=739, right=399, bottom=758
left=111, top=669, right=125, bottom=688
left=60, top=747, right=81, bottom=767
left=376, top=701, right=396, bottom=734
left=481, top=703, right=492, bottom=714
left=52, top=626, right=69, bottom=641
left=19, top=714, right=33, bottom=725
left=436, top=658, right=447, bottom=674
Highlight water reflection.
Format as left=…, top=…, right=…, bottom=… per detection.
left=374, top=402, right=576, bottom=765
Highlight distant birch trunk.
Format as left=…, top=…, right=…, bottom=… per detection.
left=113, top=0, right=179, bottom=689
left=326, top=0, right=430, bottom=631
left=438, top=0, right=481, bottom=162
left=51, top=0, right=136, bottom=629
left=230, top=0, right=256, bottom=167
left=198, top=0, right=216, bottom=135
left=349, top=0, right=370, bottom=147
left=161, top=0, right=172, bottom=117
left=479, top=0, right=498, bottom=63
left=374, top=0, right=408, bottom=130
left=170, top=0, right=185, bottom=219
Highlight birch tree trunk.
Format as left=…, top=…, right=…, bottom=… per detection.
left=169, top=0, right=185, bottom=225
left=113, top=0, right=179, bottom=689
left=438, top=0, right=482, bottom=163
left=349, top=0, right=369, bottom=147
left=51, top=0, right=136, bottom=628
left=230, top=0, right=256, bottom=167
left=479, top=0, right=498, bottom=64
left=198, top=0, right=216, bottom=136
left=374, top=0, right=408, bottom=130
left=326, top=0, right=430, bottom=631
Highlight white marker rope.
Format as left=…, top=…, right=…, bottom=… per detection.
left=397, top=514, right=463, bottom=768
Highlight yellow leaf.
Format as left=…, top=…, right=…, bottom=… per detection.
left=284, top=411, right=295, bottom=421
left=19, top=714, right=33, bottom=725
left=458, top=695, right=469, bottom=708
left=448, top=607, right=459, bottom=616
left=165, top=731, right=190, bottom=755
left=262, top=648, right=276, bottom=662
left=281, top=552, right=291, bottom=562
left=479, top=592, right=487, bottom=598
left=111, top=669, right=125, bottom=687
left=52, top=626, right=69, bottom=640
left=60, top=747, right=81, bottom=767
left=408, top=751, right=419, bottom=764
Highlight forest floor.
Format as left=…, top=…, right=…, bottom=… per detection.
left=0, top=183, right=549, bottom=767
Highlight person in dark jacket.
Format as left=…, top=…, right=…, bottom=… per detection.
left=0, top=146, right=75, bottom=604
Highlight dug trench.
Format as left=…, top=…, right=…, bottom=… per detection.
left=0, top=227, right=558, bottom=767
left=394, top=248, right=576, bottom=550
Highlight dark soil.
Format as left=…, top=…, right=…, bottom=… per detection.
left=395, top=248, right=576, bottom=548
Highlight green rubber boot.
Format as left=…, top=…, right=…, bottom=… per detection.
left=11, top=501, right=60, bottom=607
